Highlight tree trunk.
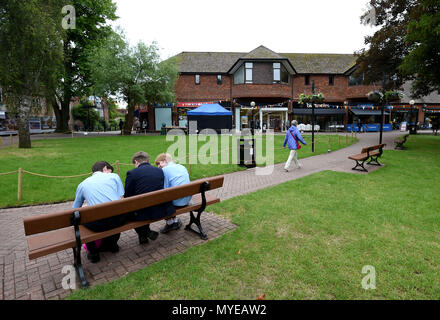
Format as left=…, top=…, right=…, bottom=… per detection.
left=53, top=95, right=71, bottom=133
left=123, top=99, right=135, bottom=135
left=18, top=95, right=32, bottom=148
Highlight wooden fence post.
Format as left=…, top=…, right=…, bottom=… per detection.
left=18, top=168, right=23, bottom=201
left=10, top=134, right=13, bottom=145
left=116, top=160, right=120, bottom=177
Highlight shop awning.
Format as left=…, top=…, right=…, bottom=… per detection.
left=350, top=109, right=389, bottom=116
left=292, top=108, right=346, bottom=115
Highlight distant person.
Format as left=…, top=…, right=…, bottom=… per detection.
left=124, top=151, right=175, bottom=244
left=72, top=161, right=126, bottom=263
left=135, top=118, right=141, bottom=133
left=155, top=153, right=191, bottom=233
left=357, top=118, right=362, bottom=133
left=433, top=118, right=439, bottom=136
left=119, top=119, right=124, bottom=134
left=283, top=120, right=307, bottom=172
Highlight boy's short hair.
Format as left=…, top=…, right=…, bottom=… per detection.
left=132, top=151, right=150, bottom=164
left=155, top=153, right=173, bottom=166
left=92, top=161, right=114, bottom=173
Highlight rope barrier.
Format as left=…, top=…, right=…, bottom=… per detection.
left=21, top=170, right=92, bottom=179
left=0, top=170, right=18, bottom=176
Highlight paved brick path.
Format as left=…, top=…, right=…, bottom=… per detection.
left=0, top=131, right=404, bottom=300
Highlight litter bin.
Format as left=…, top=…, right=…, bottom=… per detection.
left=409, top=124, right=417, bottom=135
left=161, top=123, right=166, bottom=135
left=237, top=138, right=256, bottom=168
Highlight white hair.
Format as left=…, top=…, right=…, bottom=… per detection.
left=291, top=120, right=298, bottom=126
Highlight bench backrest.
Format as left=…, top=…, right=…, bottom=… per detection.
left=23, top=175, right=224, bottom=236
left=361, top=144, right=386, bottom=154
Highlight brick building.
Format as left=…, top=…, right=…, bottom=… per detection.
left=170, top=45, right=440, bottom=132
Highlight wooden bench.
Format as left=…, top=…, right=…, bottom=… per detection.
left=394, top=134, right=409, bottom=150
left=348, top=144, right=386, bottom=172
left=23, top=176, right=224, bottom=288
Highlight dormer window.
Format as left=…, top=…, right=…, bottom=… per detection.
left=245, top=62, right=253, bottom=84
left=273, top=62, right=289, bottom=84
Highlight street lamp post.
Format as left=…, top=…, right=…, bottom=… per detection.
left=379, top=74, right=386, bottom=145
left=312, top=80, right=316, bottom=153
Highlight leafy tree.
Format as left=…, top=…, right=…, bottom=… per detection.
left=355, top=0, right=419, bottom=90
left=356, top=0, right=440, bottom=97
left=71, top=99, right=99, bottom=131
left=399, top=0, right=440, bottom=97
left=88, top=30, right=178, bottom=135
left=49, top=0, right=117, bottom=133
left=0, top=0, right=65, bottom=148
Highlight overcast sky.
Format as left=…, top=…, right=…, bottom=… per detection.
left=112, top=0, right=378, bottom=60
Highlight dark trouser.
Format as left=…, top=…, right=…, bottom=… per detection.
left=84, top=214, right=127, bottom=254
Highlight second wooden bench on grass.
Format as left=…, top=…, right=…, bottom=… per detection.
left=348, top=144, right=386, bottom=172
left=394, top=134, right=409, bottom=150
left=23, top=175, right=224, bottom=288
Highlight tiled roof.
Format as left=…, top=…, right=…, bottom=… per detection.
left=400, top=81, right=440, bottom=104
left=175, top=47, right=358, bottom=74
left=176, top=52, right=245, bottom=73
left=280, top=53, right=357, bottom=74
left=241, top=45, right=286, bottom=60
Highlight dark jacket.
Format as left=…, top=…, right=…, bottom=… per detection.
left=124, top=162, right=175, bottom=221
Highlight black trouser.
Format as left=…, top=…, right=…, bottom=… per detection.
left=84, top=214, right=127, bottom=254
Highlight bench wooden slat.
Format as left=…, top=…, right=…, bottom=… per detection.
left=24, top=176, right=224, bottom=236
left=27, top=194, right=220, bottom=260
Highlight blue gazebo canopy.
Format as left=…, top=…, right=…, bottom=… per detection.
left=187, top=103, right=232, bottom=116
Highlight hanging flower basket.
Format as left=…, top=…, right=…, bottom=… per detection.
left=367, top=91, right=383, bottom=103
left=384, top=90, right=403, bottom=102
left=299, top=93, right=325, bottom=104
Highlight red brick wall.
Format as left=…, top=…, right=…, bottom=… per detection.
left=175, top=74, right=231, bottom=101
left=175, top=74, right=381, bottom=103
left=293, top=75, right=380, bottom=102
left=232, top=83, right=292, bottom=98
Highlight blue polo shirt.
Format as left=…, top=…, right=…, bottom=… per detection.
left=162, top=162, right=191, bottom=207
left=72, top=172, right=124, bottom=208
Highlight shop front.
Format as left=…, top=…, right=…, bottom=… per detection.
left=348, top=108, right=391, bottom=132
left=291, top=106, right=346, bottom=132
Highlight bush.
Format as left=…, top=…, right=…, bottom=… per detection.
left=71, top=100, right=100, bottom=131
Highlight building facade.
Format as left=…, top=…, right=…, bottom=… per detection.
left=171, top=45, right=440, bottom=132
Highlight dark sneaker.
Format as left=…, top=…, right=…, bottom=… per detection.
left=138, top=234, right=149, bottom=245
left=87, top=252, right=100, bottom=263
left=147, top=230, right=159, bottom=241
left=160, top=219, right=182, bottom=234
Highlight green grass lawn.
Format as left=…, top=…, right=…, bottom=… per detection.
left=67, top=134, right=440, bottom=300
left=0, top=133, right=354, bottom=208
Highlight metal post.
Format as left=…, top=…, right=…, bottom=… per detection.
left=312, top=81, right=316, bottom=153
left=379, top=73, right=386, bottom=144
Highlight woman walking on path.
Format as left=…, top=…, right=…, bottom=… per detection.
left=283, top=120, right=307, bottom=172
